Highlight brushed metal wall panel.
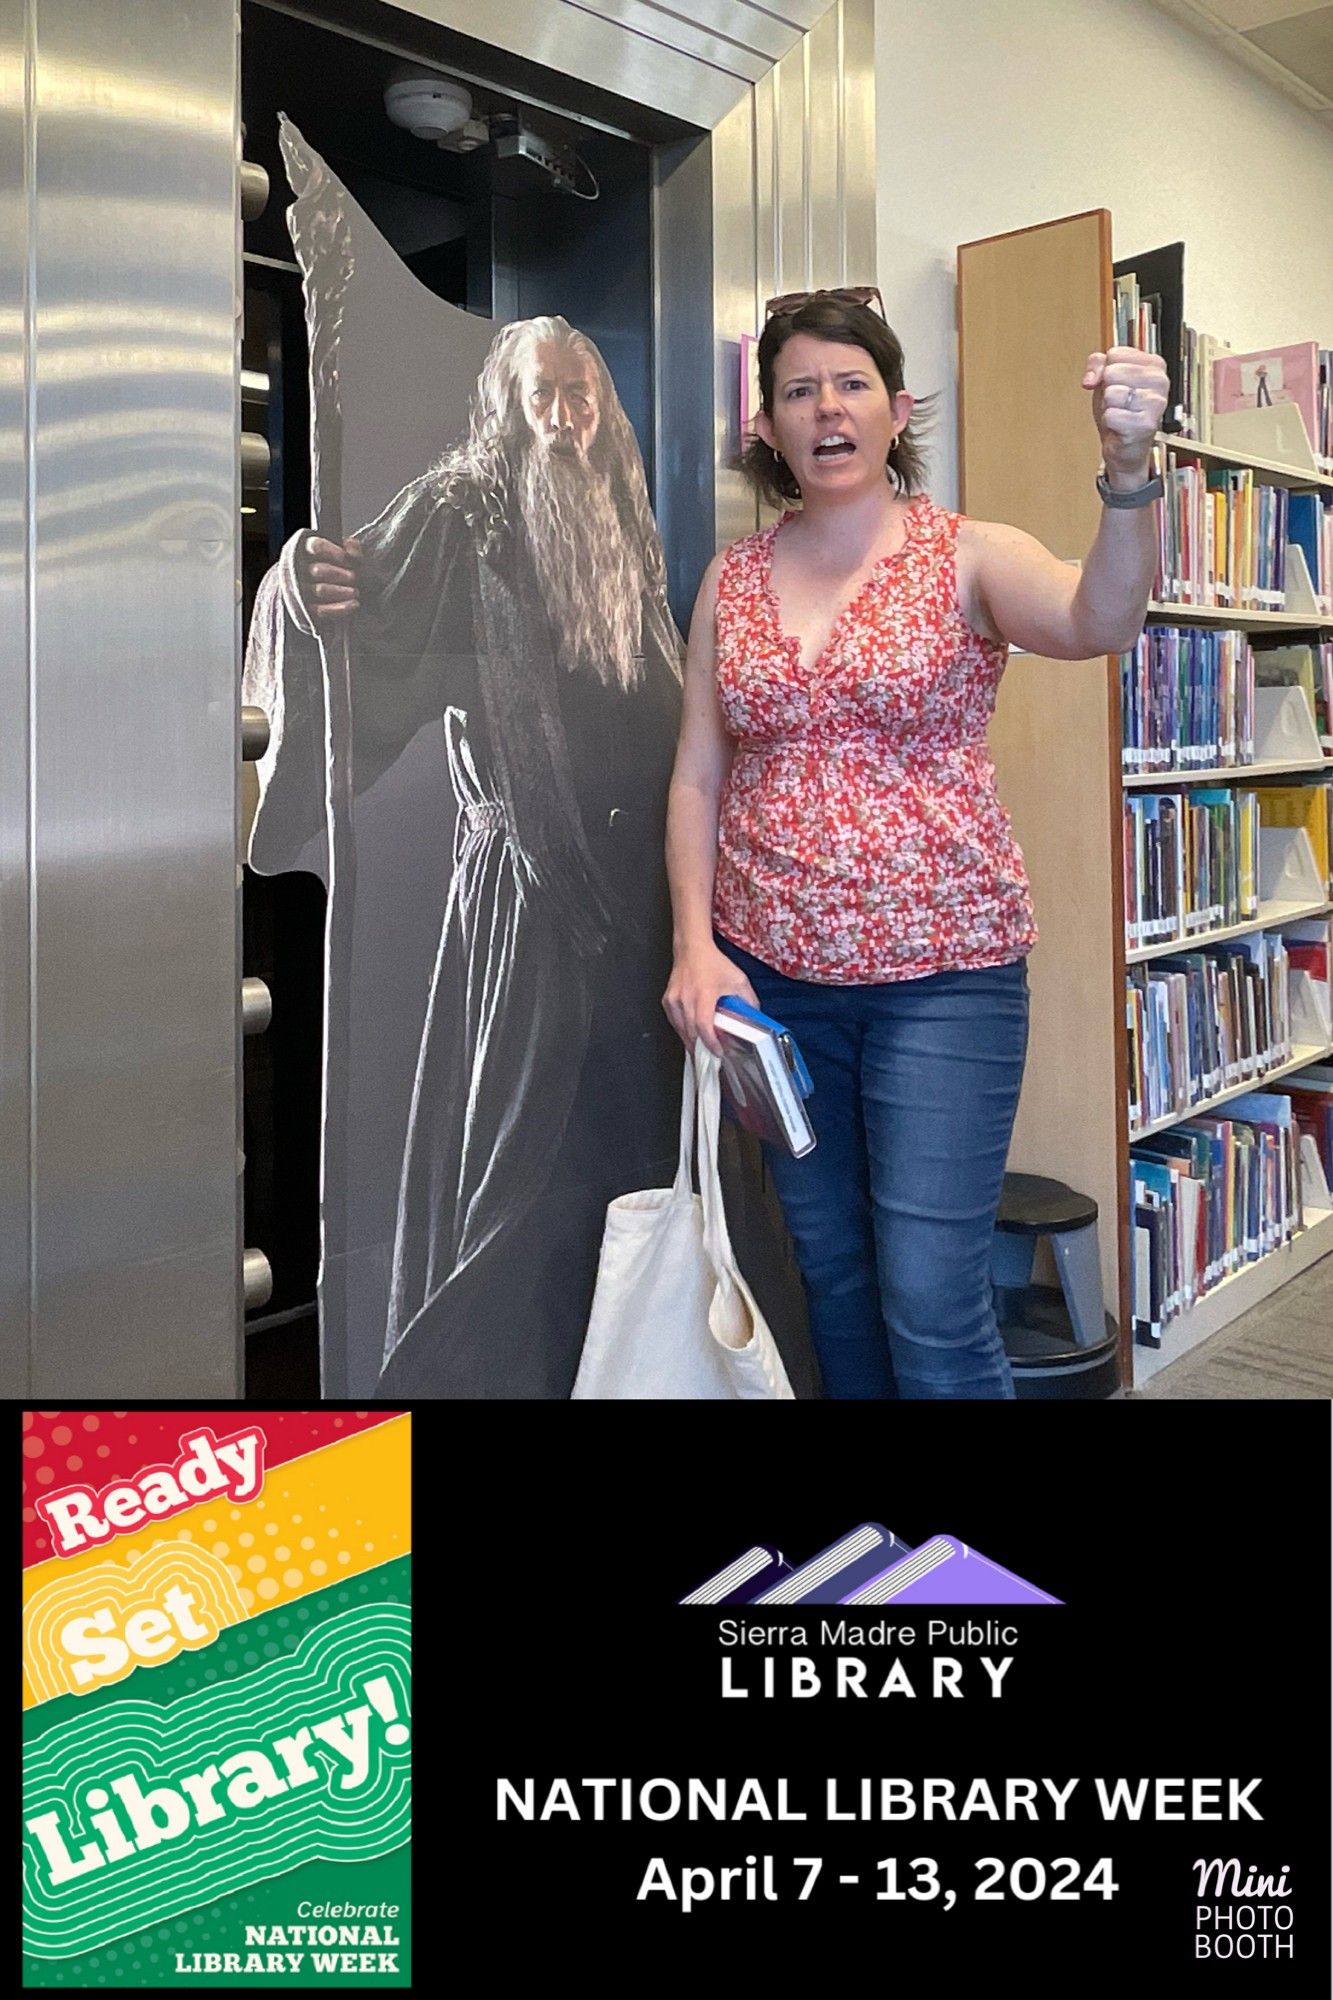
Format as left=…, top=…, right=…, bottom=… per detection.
left=653, top=132, right=718, bottom=622
left=775, top=39, right=807, bottom=291
left=708, top=0, right=876, bottom=548
left=753, top=65, right=777, bottom=310
left=388, top=0, right=754, bottom=128
left=806, top=0, right=841, bottom=287
left=770, top=0, right=833, bottom=25
left=0, top=0, right=30, bottom=1392
left=840, top=0, right=876, bottom=285
left=570, top=0, right=778, bottom=76
left=711, top=89, right=759, bottom=547
left=23, top=0, right=241, bottom=1392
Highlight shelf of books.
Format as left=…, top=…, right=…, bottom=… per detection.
left=958, top=209, right=1333, bottom=1388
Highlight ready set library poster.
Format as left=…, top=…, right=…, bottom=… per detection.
left=21, top=1411, right=411, bottom=1989
left=453, top=1402, right=1330, bottom=1985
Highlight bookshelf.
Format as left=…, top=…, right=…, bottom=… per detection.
left=1126, top=902, right=1333, bottom=967
left=957, top=208, right=1333, bottom=1389
left=1143, top=606, right=1325, bottom=631
left=1130, top=1039, right=1333, bottom=1145
left=1157, top=432, right=1333, bottom=493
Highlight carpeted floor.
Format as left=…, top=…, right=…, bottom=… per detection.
left=1132, top=1248, right=1333, bottom=1398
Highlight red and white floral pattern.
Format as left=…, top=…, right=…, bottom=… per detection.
left=712, top=494, right=1038, bottom=984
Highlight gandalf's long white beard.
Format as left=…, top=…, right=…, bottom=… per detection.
left=518, top=443, right=644, bottom=693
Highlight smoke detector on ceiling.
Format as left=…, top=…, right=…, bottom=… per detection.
left=383, top=71, right=487, bottom=150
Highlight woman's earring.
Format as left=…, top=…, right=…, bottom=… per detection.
left=774, top=449, right=784, bottom=463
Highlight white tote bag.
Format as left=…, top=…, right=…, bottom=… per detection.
left=571, top=1041, right=795, bottom=1399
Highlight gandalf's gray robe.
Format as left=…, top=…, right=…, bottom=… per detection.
left=243, top=466, right=684, bottom=1398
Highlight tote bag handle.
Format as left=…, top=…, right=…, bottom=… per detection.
left=671, top=1043, right=699, bottom=1199
left=692, top=1042, right=743, bottom=1276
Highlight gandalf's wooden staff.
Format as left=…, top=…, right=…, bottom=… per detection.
left=279, top=115, right=355, bottom=1389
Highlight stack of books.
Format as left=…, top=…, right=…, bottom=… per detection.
left=679, top=1526, right=1060, bottom=1607
left=1120, top=626, right=1254, bottom=773
left=1181, top=326, right=1231, bottom=443
left=1126, top=930, right=1301, bottom=1131
left=1123, top=789, right=1259, bottom=949
left=713, top=995, right=816, bottom=1158
left=1154, top=461, right=1291, bottom=613
left=1210, top=340, right=1333, bottom=472
left=1179, top=332, right=1332, bottom=477
left=1113, top=245, right=1332, bottom=480
left=1131, top=1093, right=1302, bottom=1345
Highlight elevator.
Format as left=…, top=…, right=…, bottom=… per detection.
left=3, top=0, right=874, bottom=1398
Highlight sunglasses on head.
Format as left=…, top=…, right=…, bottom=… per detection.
left=764, top=284, right=887, bottom=323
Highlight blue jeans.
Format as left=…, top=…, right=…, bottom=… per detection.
left=714, top=932, right=1030, bottom=1400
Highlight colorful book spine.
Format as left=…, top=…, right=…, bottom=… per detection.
left=1120, top=626, right=1254, bottom=774
left=1130, top=1094, right=1302, bottom=1344
left=1124, top=789, right=1262, bottom=950
left=1152, top=457, right=1302, bottom=612
left=1126, top=925, right=1326, bottom=1133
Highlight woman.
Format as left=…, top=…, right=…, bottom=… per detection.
left=663, top=287, right=1167, bottom=1399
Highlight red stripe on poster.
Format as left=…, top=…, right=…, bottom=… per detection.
left=21, top=1410, right=403, bottom=1566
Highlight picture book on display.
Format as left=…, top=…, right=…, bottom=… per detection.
left=1213, top=341, right=1325, bottom=465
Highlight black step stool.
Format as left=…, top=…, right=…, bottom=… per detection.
left=991, top=1173, right=1119, bottom=1400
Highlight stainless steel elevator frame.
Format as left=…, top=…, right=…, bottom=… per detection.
left=2, top=0, right=874, bottom=1396
left=2, top=0, right=244, bottom=1394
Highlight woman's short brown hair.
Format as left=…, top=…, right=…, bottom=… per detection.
left=738, top=293, right=938, bottom=510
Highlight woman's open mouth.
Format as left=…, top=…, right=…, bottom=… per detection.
left=812, top=433, right=856, bottom=461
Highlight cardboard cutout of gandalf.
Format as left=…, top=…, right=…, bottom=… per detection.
left=243, top=122, right=685, bottom=1399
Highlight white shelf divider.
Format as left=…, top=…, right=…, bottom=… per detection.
left=1208, top=402, right=1321, bottom=481
left=1253, top=684, right=1323, bottom=765
left=1283, top=543, right=1323, bottom=621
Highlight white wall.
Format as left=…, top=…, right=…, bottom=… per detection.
left=876, top=0, right=1333, bottom=511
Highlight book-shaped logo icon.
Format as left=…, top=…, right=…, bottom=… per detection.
left=841, top=1534, right=1060, bottom=1606
left=679, top=1545, right=790, bottom=1605
left=750, top=1523, right=914, bottom=1606
left=680, top=1523, right=1060, bottom=1607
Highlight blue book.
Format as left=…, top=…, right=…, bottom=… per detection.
left=716, top=995, right=814, bottom=1096
left=1287, top=493, right=1326, bottom=606
left=714, top=995, right=817, bottom=1157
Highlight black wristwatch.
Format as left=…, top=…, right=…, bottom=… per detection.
left=1096, top=469, right=1164, bottom=509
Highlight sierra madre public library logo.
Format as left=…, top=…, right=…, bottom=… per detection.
left=680, top=1520, right=1061, bottom=1608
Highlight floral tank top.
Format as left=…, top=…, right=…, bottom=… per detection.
left=711, top=493, right=1038, bottom=984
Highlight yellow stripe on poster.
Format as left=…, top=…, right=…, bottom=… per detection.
left=24, top=1545, right=246, bottom=1704
left=23, top=1415, right=410, bottom=1711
